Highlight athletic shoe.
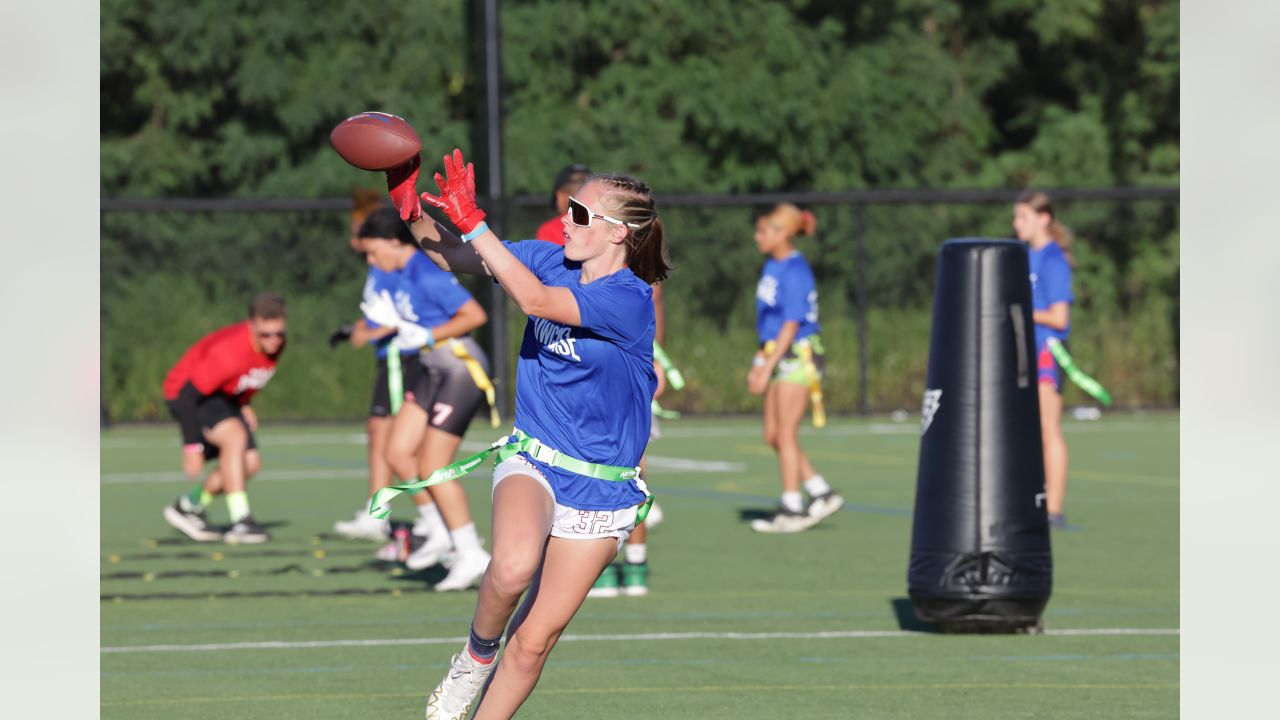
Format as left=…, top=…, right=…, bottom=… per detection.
left=750, top=506, right=820, bottom=534
left=162, top=500, right=222, bottom=542
left=587, top=564, right=621, bottom=598
left=425, top=649, right=496, bottom=720
left=223, top=515, right=270, bottom=544
left=333, top=509, right=389, bottom=542
left=434, top=548, right=490, bottom=592
left=644, top=501, right=665, bottom=530
left=807, top=491, right=845, bottom=522
left=1048, top=513, right=1068, bottom=530
left=406, top=530, right=454, bottom=571
left=620, top=561, right=649, bottom=597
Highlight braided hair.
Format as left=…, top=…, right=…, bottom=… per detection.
left=588, top=173, right=672, bottom=284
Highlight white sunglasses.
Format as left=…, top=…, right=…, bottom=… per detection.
left=567, top=196, right=641, bottom=229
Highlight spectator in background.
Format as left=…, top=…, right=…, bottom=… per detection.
left=1012, top=190, right=1075, bottom=530
left=747, top=204, right=844, bottom=534
left=161, top=292, right=288, bottom=544
left=534, top=164, right=591, bottom=245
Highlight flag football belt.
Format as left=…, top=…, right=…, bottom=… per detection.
left=1045, top=338, right=1112, bottom=406
left=368, top=429, right=654, bottom=523
left=387, top=350, right=404, bottom=415
left=763, top=336, right=827, bottom=428
left=651, top=340, right=685, bottom=419
left=443, top=339, right=502, bottom=428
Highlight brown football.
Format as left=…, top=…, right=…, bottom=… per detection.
left=330, top=112, right=422, bottom=171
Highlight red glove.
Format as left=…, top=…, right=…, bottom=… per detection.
left=420, top=148, right=487, bottom=235
left=386, top=155, right=423, bottom=223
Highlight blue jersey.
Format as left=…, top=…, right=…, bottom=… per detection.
left=362, top=266, right=400, bottom=359
left=756, top=251, right=820, bottom=345
left=504, top=240, right=656, bottom=511
left=392, top=251, right=474, bottom=334
left=1028, top=241, right=1073, bottom=349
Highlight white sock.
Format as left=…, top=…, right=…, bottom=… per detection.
left=804, top=474, right=832, bottom=497
left=413, top=501, right=444, bottom=530
left=450, top=522, right=482, bottom=553
left=781, top=492, right=804, bottom=514
left=624, top=543, right=647, bottom=565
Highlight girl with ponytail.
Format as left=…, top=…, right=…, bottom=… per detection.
left=379, top=149, right=670, bottom=719
left=747, top=203, right=844, bottom=534
left=1012, top=190, right=1075, bottom=530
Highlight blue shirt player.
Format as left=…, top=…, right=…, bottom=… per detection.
left=1013, top=191, right=1076, bottom=530
left=384, top=150, right=671, bottom=718
left=747, top=203, right=843, bottom=535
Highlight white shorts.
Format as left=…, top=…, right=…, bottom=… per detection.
left=492, top=455, right=639, bottom=550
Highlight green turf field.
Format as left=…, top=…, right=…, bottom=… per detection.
left=101, top=414, right=1178, bottom=719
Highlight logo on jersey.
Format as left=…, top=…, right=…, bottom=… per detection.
left=805, top=289, right=819, bottom=323
left=532, top=318, right=581, bottom=362
left=920, top=388, right=942, bottom=435
left=393, top=290, right=419, bottom=322
left=756, top=275, right=779, bottom=306
left=234, top=367, right=276, bottom=394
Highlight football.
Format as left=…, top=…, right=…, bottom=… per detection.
left=329, top=112, right=422, bottom=171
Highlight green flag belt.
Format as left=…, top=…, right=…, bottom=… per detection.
left=1046, top=338, right=1113, bottom=406
left=368, top=429, right=654, bottom=523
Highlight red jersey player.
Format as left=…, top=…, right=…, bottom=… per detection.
left=534, top=163, right=590, bottom=245
left=161, top=292, right=287, bottom=544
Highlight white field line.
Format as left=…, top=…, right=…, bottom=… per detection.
left=100, top=451, right=743, bottom=484
left=101, top=627, right=1178, bottom=654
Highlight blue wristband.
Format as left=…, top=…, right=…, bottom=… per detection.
left=424, top=327, right=435, bottom=349
left=460, top=221, right=489, bottom=243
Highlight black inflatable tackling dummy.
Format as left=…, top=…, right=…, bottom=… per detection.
left=908, top=239, right=1053, bottom=633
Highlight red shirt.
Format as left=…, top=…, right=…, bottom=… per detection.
left=162, top=321, right=281, bottom=403
left=535, top=216, right=566, bottom=245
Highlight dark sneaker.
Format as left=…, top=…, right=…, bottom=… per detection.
left=751, top=506, right=819, bottom=534
left=621, top=561, right=649, bottom=597
left=807, top=491, right=845, bottom=522
left=224, top=515, right=270, bottom=544
left=162, top=500, right=222, bottom=542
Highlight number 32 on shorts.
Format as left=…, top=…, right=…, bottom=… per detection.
left=571, top=510, right=615, bottom=534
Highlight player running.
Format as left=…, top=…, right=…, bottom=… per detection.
left=378, top=149, right=668, bottom=719
left=161, top=292, right=287, bottom=544
left=332, top=194, right=426, bottom=542
left=356, top=207, right=497, bottom=591
left=748, top=203, right=844, bottom=534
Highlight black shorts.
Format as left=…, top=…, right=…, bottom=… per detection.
left=408, top=338, right=490, bottom=438
left=370, top=352, right=427, bottom=417
left=167, top=394, right=257, bottom=461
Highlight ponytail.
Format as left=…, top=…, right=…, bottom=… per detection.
left=764, top=203, right=817, bottom=238
left=590, top=173, right=672, bottom=284
left=1017, top=190, right=1075, bottom=267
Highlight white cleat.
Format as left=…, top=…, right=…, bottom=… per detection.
left=333, top=509, right=389, bottom=542
left=434, top=548, right=491, bottom=592
left=750, top=507, right=820, bottom=534
left=405, top=532, right=454, bottom=571
left=807, top=492, right=845, bottom=522
left=425, top=649, right=496, bottom=720
left=162, top=501, right=223, bottom=542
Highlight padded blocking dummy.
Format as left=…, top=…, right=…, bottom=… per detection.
left=908, top=239, right=1053, bottom=633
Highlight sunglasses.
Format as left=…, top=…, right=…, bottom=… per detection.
left=257, top=331, right=286, bottom=340
left=567, top=196, right=641, bottom=229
